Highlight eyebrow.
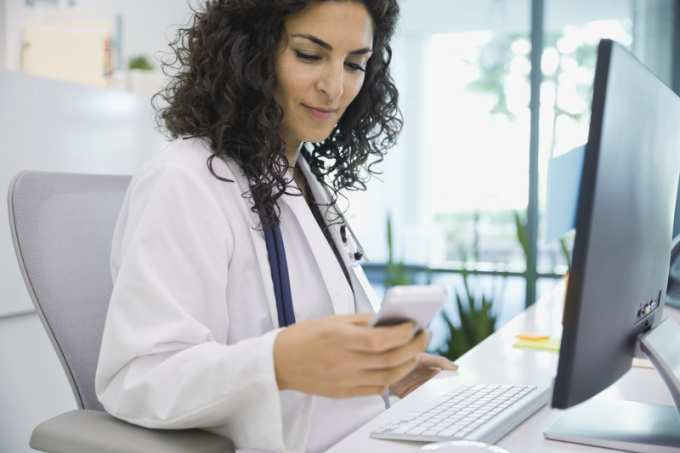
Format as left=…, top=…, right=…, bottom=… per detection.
left=289, top=33, right=372, bottom=55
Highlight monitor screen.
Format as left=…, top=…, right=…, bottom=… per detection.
left=551, top=39, right=680, bottom=410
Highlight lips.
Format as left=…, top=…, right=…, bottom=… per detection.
left=303, top=104, right=336, bottom=120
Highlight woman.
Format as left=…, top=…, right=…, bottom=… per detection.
left=95, top=1, right=456, bottom=452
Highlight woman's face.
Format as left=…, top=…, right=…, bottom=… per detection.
left=274, top=1, right=374, bottom=152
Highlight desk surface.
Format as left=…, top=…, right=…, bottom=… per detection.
left=328, top=281, right=680, bottom=452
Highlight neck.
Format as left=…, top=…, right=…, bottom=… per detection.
left=285, top=141, right=303, bottom=174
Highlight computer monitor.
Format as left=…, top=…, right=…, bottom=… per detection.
left=544, top=39, right=680, bottom=451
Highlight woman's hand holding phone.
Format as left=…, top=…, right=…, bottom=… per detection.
left=273, top=286, right=454, bottom=399
left=273, top=313, right=429, bottom=398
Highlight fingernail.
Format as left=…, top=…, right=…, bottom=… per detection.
left=450, top=361, right=459, bottom=370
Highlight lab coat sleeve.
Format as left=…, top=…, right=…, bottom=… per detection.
left=95, top=162, right=311, bottom=453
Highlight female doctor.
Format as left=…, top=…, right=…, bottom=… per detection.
left=95, top=1, right=457, bottom=452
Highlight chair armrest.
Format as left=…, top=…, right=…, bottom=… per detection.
left=30, top=409, right=235, bottom=453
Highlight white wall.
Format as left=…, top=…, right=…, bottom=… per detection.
left=0, top=70, right=168, bottom=317
left=0, top=313, right=76, bottom=453
left=0, top=0, right=7, bottom=69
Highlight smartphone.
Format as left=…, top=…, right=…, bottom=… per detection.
left=368, top=285, right=446, bottom=333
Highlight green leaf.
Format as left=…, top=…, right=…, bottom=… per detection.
left=560, top=238, right=572, bottom=273
left=128, top=55, right=154, bottom=71
left=514, top=210, right=529, bottom=261
left=456, top=293, right=474, bottom=344
left=386, top=214, right=393, bottom=264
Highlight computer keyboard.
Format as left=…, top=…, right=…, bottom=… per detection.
left=371, top=384, right=551, bottom=444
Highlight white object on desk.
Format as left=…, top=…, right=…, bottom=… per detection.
left=371, top=384, right=550, bottom=443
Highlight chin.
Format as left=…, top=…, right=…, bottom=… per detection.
left=302, top=129, right=336, bottom=145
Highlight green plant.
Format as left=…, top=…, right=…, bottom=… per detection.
left=436, top=213, right=503, bottom=362
left=514, top=210, right=530, bottom=265
left=382, top=212, right=502, bottom=362
left=437, top=268, right=499, bottom=362
left=128, top=55, right=154, bottom=71
left=559, top=237, right=572, bottom=273
left=514, top=209, right=572, bottom=275
left=383, top=214, right=413, bottom=289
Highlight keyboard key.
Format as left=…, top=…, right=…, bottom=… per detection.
left=438, top=427, right=461, bottom=437
left=406, top=426, right=428, bottom=436
left=372, top=425, right=391, bottom=434
left=391, top=424, right=417, bottom=435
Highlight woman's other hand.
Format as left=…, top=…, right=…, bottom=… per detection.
left=273, top=313, right=429, bottom=398
left=388, top=353, right=459, bottom=399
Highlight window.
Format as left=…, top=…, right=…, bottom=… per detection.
left=346, top=0, right=679, bottom=353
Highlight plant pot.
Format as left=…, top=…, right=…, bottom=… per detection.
left=127, top=69, right=161, bottom=97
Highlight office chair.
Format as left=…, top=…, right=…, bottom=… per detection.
left=8, top=171, right=235, bottom=453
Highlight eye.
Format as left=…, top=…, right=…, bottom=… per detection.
left=346, top=62, right=366, bottom=73
left=294, top=50, right=321, bottom=62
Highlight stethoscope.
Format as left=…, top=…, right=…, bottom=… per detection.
left=339, top=220, right=368, bottom=264
left=257, top=166, right=370, bottom=327
left=257, top=200, right=367, bottom=328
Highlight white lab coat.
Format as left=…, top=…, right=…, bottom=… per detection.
left=95, top=138, right=386, bottom=453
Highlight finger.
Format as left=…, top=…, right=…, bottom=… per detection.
left=359, top=357, right=419, bottom=386
left=343, top=321, right=417, bottom=352
left=342, top=313, right=374, bottom=326
left=417, top=352, right=459, bottom=371
left=355, top=330, right=430, bottom=370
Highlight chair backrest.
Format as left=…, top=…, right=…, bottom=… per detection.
left=8, top=171, right=131, bottom=411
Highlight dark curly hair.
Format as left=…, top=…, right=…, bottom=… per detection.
left=154, top=0, right=402, bottom=228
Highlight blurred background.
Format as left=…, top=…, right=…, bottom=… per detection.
left=0, top=0, right=679, bottom=451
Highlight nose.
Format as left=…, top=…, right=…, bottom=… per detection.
left=317, top=62, right=344, bottom=100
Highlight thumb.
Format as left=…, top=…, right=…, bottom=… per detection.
left=418, top=352, right=459, bottom=371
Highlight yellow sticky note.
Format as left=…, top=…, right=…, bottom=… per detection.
left=515, top=333, right=549, bottom=341
left=513, top=338, right=561, bottom=352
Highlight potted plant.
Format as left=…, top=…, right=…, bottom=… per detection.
left=127, top=55, right=161, bottom=97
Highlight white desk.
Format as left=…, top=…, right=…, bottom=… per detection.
left=328, top=281, right=680, bottom=452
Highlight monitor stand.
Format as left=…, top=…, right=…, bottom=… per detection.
left=544, top=317, right=680, bottom=452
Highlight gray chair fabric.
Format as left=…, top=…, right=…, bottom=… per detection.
left=8, top=171, right=235, bottom=453
left=9, top=171, right=129, bottom=411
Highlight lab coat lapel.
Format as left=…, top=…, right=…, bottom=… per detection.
left=222, top=158, right=281, bottom=329
left=297, top=155, right=380, bottom=314
left=283, top=178, right=354, bottom=316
